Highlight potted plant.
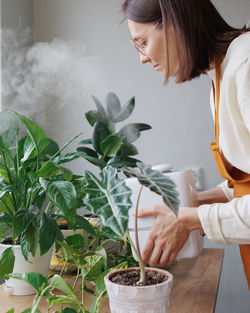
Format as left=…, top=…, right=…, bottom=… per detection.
left=0, top=111, right=93, bottom=295
left=82, top=164, right=179, bottom=313
left=76, top=92, right=152, bottom=169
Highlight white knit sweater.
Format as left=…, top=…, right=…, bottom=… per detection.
left=198, top=31, right=250, bottom=244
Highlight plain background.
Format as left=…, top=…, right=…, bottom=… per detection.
left=1, top=0, right=250, bottom=311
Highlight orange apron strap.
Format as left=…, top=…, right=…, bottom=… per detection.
left=212, top=58, right=250, bottom=290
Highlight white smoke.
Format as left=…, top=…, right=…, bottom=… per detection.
left=1, top=25, right=99, bottom=131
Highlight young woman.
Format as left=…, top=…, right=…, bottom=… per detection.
left=122, top=0, right=250, bottom=289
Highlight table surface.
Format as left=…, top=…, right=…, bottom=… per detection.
left=0, top=248, right=224, bottom=313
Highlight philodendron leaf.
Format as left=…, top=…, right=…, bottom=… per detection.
left=39, top=179, right=77, bottom=223
left=84, top=166, right=132, bottom=237
left=119, top=123, right=152, bottom=144
left=82, top=255, right=106, bottom=281
left=106, top=92, right=121, bottom=122
left=35, top=161, right=60, bottom=179
left=39, top=213, right=59, bottom=255
left=91, top=95, right=106, bottom=116
left=125, top=163, right=180, bottom=215
left=74, top=215, right=96, bottom=236
left=0, top=111, right=19, bottom=147
left=100, top=134, right=122, bottom=157
left=92, top=120, right=113, bottom=154
left=0, top=247, right=15, bottom=279
left=113, top=97, right=135, bottom=122
left=65, top=234, right=85, bottom=249
left=9, top=272, right=49, bottom=296
left=47, top=295, right=81, bottom=311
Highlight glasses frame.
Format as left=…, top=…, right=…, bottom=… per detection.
left=130, top=22, right=160, bottom=56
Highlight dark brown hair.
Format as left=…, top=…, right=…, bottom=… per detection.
left=122, top=0, right=250, bottom=83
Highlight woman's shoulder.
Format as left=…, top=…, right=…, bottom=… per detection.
left=222, top=31, right=250, bottom=76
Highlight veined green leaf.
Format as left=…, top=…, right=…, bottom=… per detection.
left=47, top=295, right=81, bottom=311
left=76, top=146, right=98, bottom=158
left=39, top=179, right=77, bottom=223
left=82, top=255, right=106, bottom=281
left=77, top=152, right=106, bottom=169
left=0, top=247, right=15, bottom=279
left=118, top=143, right=138, bottom=156
left=65, top=234, right=85, bottom=249
left=107, top=156, right=140, bottom=168
left=100, top=134, right=122, bottom=157
left=35, top=161, right=59, bottom=178
left=21, top=136, right=37, bottom=163
left=52, top=152, right=80, bottom=164
left=91, top=121, right=112, bottom=155
left=84, top=166, right=132, bottom=237
left=9, top=272, right=49, bottom=296
left=73, top=215, right=96, bottom=236
left=125, top=163, right=180, bottom=215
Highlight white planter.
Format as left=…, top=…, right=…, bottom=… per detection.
left=127, top=169, right=203, bottom=262
left=0, top=243, right=52, bottom=296
left=104, top=267, right=173, bottom=313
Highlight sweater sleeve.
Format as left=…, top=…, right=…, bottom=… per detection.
left=198, top=195, right=250, bottom=244
left=217, top=180, right=234, bottom=201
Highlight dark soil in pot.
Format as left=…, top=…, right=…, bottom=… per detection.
left=109, top=268, right=168, bottom=286
left=2, top=237, right=19, bottom=245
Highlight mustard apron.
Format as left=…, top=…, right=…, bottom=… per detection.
left=210, top=57, right=250, bottom=289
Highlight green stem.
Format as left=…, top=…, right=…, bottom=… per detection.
left=31, top=285, right=51, bottom=313
left=73, top=267, right=80, bottom=289
left=50, top=132, right=83, bottom=160
left=135, top=186, right=143, bottom=265
left=127, top=232, right=146, bottom=283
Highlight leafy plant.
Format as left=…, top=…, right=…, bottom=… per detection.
left=83, top=164, right=179, bottom=283
left=77, top=93, right=152, bottom=169
left=0, top=111, right=94, bottom=278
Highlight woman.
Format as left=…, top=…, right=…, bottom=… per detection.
left=122, top=0, right=250, bottom=289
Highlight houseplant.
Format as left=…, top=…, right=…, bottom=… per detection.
left=0, top=110, right=94, bottom=295
left=77, top=92, right=152, bottom=169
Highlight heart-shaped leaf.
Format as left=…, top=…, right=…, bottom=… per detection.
left=84, top=166, right=132, bottom=237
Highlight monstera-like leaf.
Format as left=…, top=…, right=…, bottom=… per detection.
left=125, top=162, right=180, bottom=215
left=84, top=166, right=132, bottom=238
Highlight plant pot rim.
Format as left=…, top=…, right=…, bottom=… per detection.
left=0, top=242, right=21, bottom=249
left=104, top=266, right=173, bottom=289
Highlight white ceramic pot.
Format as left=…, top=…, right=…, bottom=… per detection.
left=104, top=267, right=173, bottom=313
left=127, top=169, right=203, bottom=262
left=0, top=243, right=52, bottom=296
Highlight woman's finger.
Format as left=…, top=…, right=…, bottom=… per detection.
left=158, top=248, right=171, bottom=267
left=141, top=235, right=155, bottom=264
left=148, top=244, right=163, bottom=267
left=137, top=205, right=165, bottom=218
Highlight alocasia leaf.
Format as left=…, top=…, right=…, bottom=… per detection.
left=84, top=166, right=132, bottom=237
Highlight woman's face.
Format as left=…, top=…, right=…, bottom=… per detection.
left=128, top=20, right=179, bottom=79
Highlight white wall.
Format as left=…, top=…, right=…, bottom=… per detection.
left=1, top=0, right=33, bottom=28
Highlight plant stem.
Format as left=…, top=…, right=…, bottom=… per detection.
left=127, top=232, right=146, bottom=283
left=51, top=132, right=83, bottom=160
left=31, top=285, right=51, bottom=313
left=135, top=186, right=143, bottom=265
left=73, top=267, right=80, bottom=289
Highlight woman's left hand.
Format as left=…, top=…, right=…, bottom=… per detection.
left=138, top=205, right=190, bottom=267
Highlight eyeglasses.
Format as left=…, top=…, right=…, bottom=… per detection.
left=130, top=22, right=160, bottom=56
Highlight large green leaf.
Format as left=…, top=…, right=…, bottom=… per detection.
left=35, top=161, right=60, bottom=178
left=125, top=163, right=180, bottom=215
left=82, top=255, right=106, bottom=281
left=23, top=218, right=39, bottom=257
left=119, top=123, right=152, bottom=144
left=106, top=93, right=121, bottom=122
left=21, top=136, right=37, bottom=163
left=52, top=152, right=80, bottom=164
left=0, top=247, right=15, bottom=279
left=118, top=143, right=138, bottom=156
left=39, top=179, right=77, bottom=223
left=107, top=156, right=140, bottom=168
left=15, top=112, right=47, bottom=157
left=76, top=146, right=98, bottom=158
left=12, top=207, right=36, bottom=240
left=74, top=215, right=96, bottom=236
left=84, top=166, right=132, bottom=237
left=91, top=121, right=112, bottom=154
left=100, top=134, right=122, bottom=157
left=113, top=97, right=135, bottom=122
left=65, top=234, right=85, bottom=249
left=77, top=152, right=106, bottom=170
left=0, top=111, right=19, bottom=147
left=91, top=95, right=106, bottom=116
left=47, top=295, right=81, bottom=311
left=50, top=274, right=75, bottom=295
left=39, top=213, right=58, bottom=255
left=9, top=272, right=49, bottom=295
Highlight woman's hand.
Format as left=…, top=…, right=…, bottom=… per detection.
left=138, top=205, right=190, bottom=267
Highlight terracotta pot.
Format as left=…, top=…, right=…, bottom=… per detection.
left=0, top=243, right=52, bottom=296
left=104, top=267, right=173, bottom=313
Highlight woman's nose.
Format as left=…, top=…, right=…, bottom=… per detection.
left=140, top=52, right=150, bottom=64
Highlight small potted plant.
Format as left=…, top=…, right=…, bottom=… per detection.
left=83, top=163, right=179, bottom=313
left=0, top=111, right=93, bottom=295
